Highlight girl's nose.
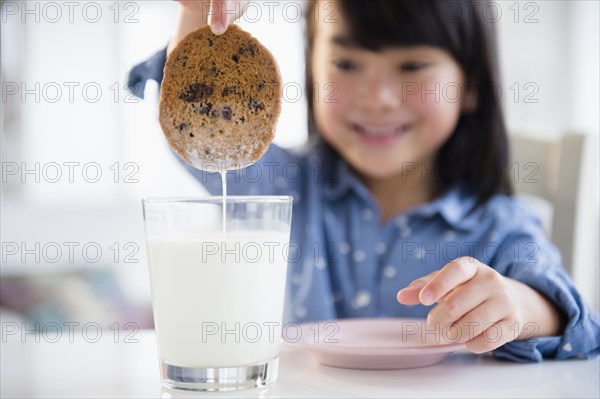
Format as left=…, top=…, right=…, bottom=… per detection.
left=357, top=73, right=400, bottom=112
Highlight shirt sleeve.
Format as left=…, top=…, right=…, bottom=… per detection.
left=127, top=47, right=167, bottom=99
left=177, top=144, right=303, bottom=196
left=488, top=201, right=600, bottom=362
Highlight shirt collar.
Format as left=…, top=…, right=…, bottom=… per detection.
left=312, top=138, right=481, bottom=232
left=410, top=184, right=480, bottom=232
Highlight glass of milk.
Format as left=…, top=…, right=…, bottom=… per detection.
left=142, top=196, right=293, bottom=391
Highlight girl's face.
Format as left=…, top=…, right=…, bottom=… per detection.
left=311, top=14, right=469, bottom=181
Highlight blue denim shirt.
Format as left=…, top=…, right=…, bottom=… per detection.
left=129, top=49, right=600, bottom=362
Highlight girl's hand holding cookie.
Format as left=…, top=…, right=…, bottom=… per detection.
left=178, top=0, right=249, bottom=34
left=170, top=1, right=250, bottom=54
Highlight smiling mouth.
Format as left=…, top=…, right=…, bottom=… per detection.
left=352, top=123, right=412, bottom=142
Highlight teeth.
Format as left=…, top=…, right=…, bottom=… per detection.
left=360, top=125, right=403, bottom=137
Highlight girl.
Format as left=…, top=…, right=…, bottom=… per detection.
left=129, top=0, right=599, bottom=362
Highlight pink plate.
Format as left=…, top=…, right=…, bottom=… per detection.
left=282, top=318, right=465, bottom=370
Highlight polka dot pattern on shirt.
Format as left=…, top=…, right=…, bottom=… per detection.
left=290, top=274, right=303, bottom=285
left=295, top=306, right=307, bottom=318
left=383, top=265, right=397, bottom=279
left=353, top=249, right=366, bottom=263
left=375, top=242, right=387, bottom=254
left=351, top=290, right=371, bottom=309
left=443, top=230, right=457, bottom=241
left=315, top=257, right=327, bottom=269
left=361, top=208, right=374, bottom=221
left=339, top=241, right=351, bottom=255
left=136, top=49, right=599, bottom=361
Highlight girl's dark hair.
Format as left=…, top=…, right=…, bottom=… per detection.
left=305, top=0, right=513, bottom=208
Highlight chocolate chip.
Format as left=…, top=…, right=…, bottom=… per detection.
left=176, top=56, right=188, bottom=68
left=239, top=43, right=257, bottom=56
left=190, top=133, right=195, bottom=137
left=257, top=82, right=265, bottom=91
left=179, top=83, right=214, bottom=102
left=232, top=55, right=239, bottom=63
left=249, top=98, right=263, bottom=111
left=178, top=123, right=188, bottom=131
left=195, top=102, right=213, bottom=116
left=222, top=86, right=237, bottom=97
left=222, top=106, right=233, bottom=120
left=205, top=148, right=211, bottom=155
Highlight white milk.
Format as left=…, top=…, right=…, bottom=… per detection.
left=219, top=169, right=227, bottom=235
left=146, top=231, right=289, bottom=368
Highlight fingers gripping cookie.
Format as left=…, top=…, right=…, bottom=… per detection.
left=159, top=25, right=282, bottom=171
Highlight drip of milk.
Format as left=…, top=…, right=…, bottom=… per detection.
left=219, top=168, right=227, bottom=235
left=183, top=154, right=230, bottom=235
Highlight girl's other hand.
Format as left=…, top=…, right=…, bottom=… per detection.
left=397, top=257, right=528, bottom=353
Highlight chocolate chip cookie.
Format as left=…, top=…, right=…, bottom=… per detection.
left=159, top=25, right=282, bottom=170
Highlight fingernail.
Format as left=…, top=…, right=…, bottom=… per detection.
left=420, top=289, right=434, bottom=306
left=409, top=281, right=425, bottom=289
left=211, top=22, right=226, bottom=35
left=398, top=282, right=422, bottom=295
left=396, top=291, right=415, bottom=307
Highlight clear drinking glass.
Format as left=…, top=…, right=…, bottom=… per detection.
left=142, top=196, right=293, bottom=391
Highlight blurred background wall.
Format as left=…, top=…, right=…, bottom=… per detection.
left=1, top=0, right=598, bottom=330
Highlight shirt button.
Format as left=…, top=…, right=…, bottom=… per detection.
left=563, top=342, right=573, bottom=352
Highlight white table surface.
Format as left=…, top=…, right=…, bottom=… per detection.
left=1, top=329, right=598, bottom=398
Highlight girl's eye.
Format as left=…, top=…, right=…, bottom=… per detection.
left=334, top=60, right=358, bottom=71
left=400, top=62, right=428, bottom=72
